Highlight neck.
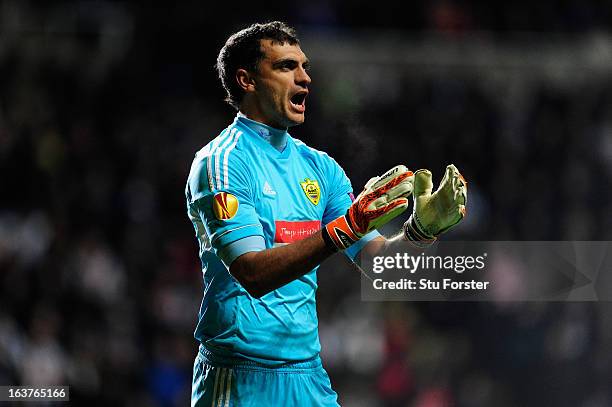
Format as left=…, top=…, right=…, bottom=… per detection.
left=239, top=98, right=287, bottom=130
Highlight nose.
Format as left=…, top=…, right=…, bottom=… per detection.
left=296, top=66, right=311, bottom=87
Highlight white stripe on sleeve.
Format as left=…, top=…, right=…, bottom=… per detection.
left=207, top=129, right=230, bottom=191
left=215, top=129, right=237, bottom=190
left=223, top=131, right=242, bottom=189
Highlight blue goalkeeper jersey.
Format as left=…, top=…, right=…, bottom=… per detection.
left=185, top=114, right=374, bottom=364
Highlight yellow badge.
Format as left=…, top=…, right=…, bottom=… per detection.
left=212, top=192, right=239, bottom=220
left=300, top=178, right=320, bottom=206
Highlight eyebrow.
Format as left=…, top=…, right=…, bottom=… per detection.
left=272, top=58, right=310, bottom=69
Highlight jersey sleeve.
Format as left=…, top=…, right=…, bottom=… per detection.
left=186, top=147, right=264, bottom=252
left=344, top=230, right=381, bottom=261
left=322, top=158, right=353, bottom=225
left=216, top=235, right=266, bottom=267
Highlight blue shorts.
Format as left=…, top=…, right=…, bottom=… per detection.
left=191, top=345, right=339, bottom=406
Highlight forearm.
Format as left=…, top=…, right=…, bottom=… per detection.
left=230, top=230, right=335, bottom=298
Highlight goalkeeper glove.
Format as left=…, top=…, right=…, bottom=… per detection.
left=403, top=164, right=467, bottom=248
left=323, top=165, right=414, bottom=251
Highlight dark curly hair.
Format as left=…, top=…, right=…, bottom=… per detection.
left=216, top=21, right=300, bottom=109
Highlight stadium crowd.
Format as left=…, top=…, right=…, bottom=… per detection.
left=1, top=1, right=611, bottom=406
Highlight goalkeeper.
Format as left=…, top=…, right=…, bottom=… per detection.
left=186, top=21, right=467, bottom=406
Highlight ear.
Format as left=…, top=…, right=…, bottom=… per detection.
left=236, top=68, right=256, bottom=93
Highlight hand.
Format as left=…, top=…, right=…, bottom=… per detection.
left=324, top=165, right=414, bottom=250
left=403, top=164, right=467, bottom=247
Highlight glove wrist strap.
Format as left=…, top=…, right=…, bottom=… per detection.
left=403, top=214, right=437, bottom=248
left=321, top=225, right=339, bottom=252
left=324, top=215, right=360, bottom=250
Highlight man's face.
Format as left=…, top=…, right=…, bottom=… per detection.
left=250, top=39, right=311, bottom=129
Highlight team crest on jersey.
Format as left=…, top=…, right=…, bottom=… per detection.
left=212, top=192, right=239, bottom=220
left=300, top=178, right=320, bottom=205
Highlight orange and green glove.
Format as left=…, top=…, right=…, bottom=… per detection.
left=323, top=165, right=414, bottom=251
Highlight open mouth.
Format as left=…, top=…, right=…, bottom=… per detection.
left=289, top=91, right=307, bottom=112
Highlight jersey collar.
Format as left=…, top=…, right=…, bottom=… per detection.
left=236, top=112, right=288, bottom=153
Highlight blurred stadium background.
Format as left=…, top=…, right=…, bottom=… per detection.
left=1, top=1, right=612, bottom=406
